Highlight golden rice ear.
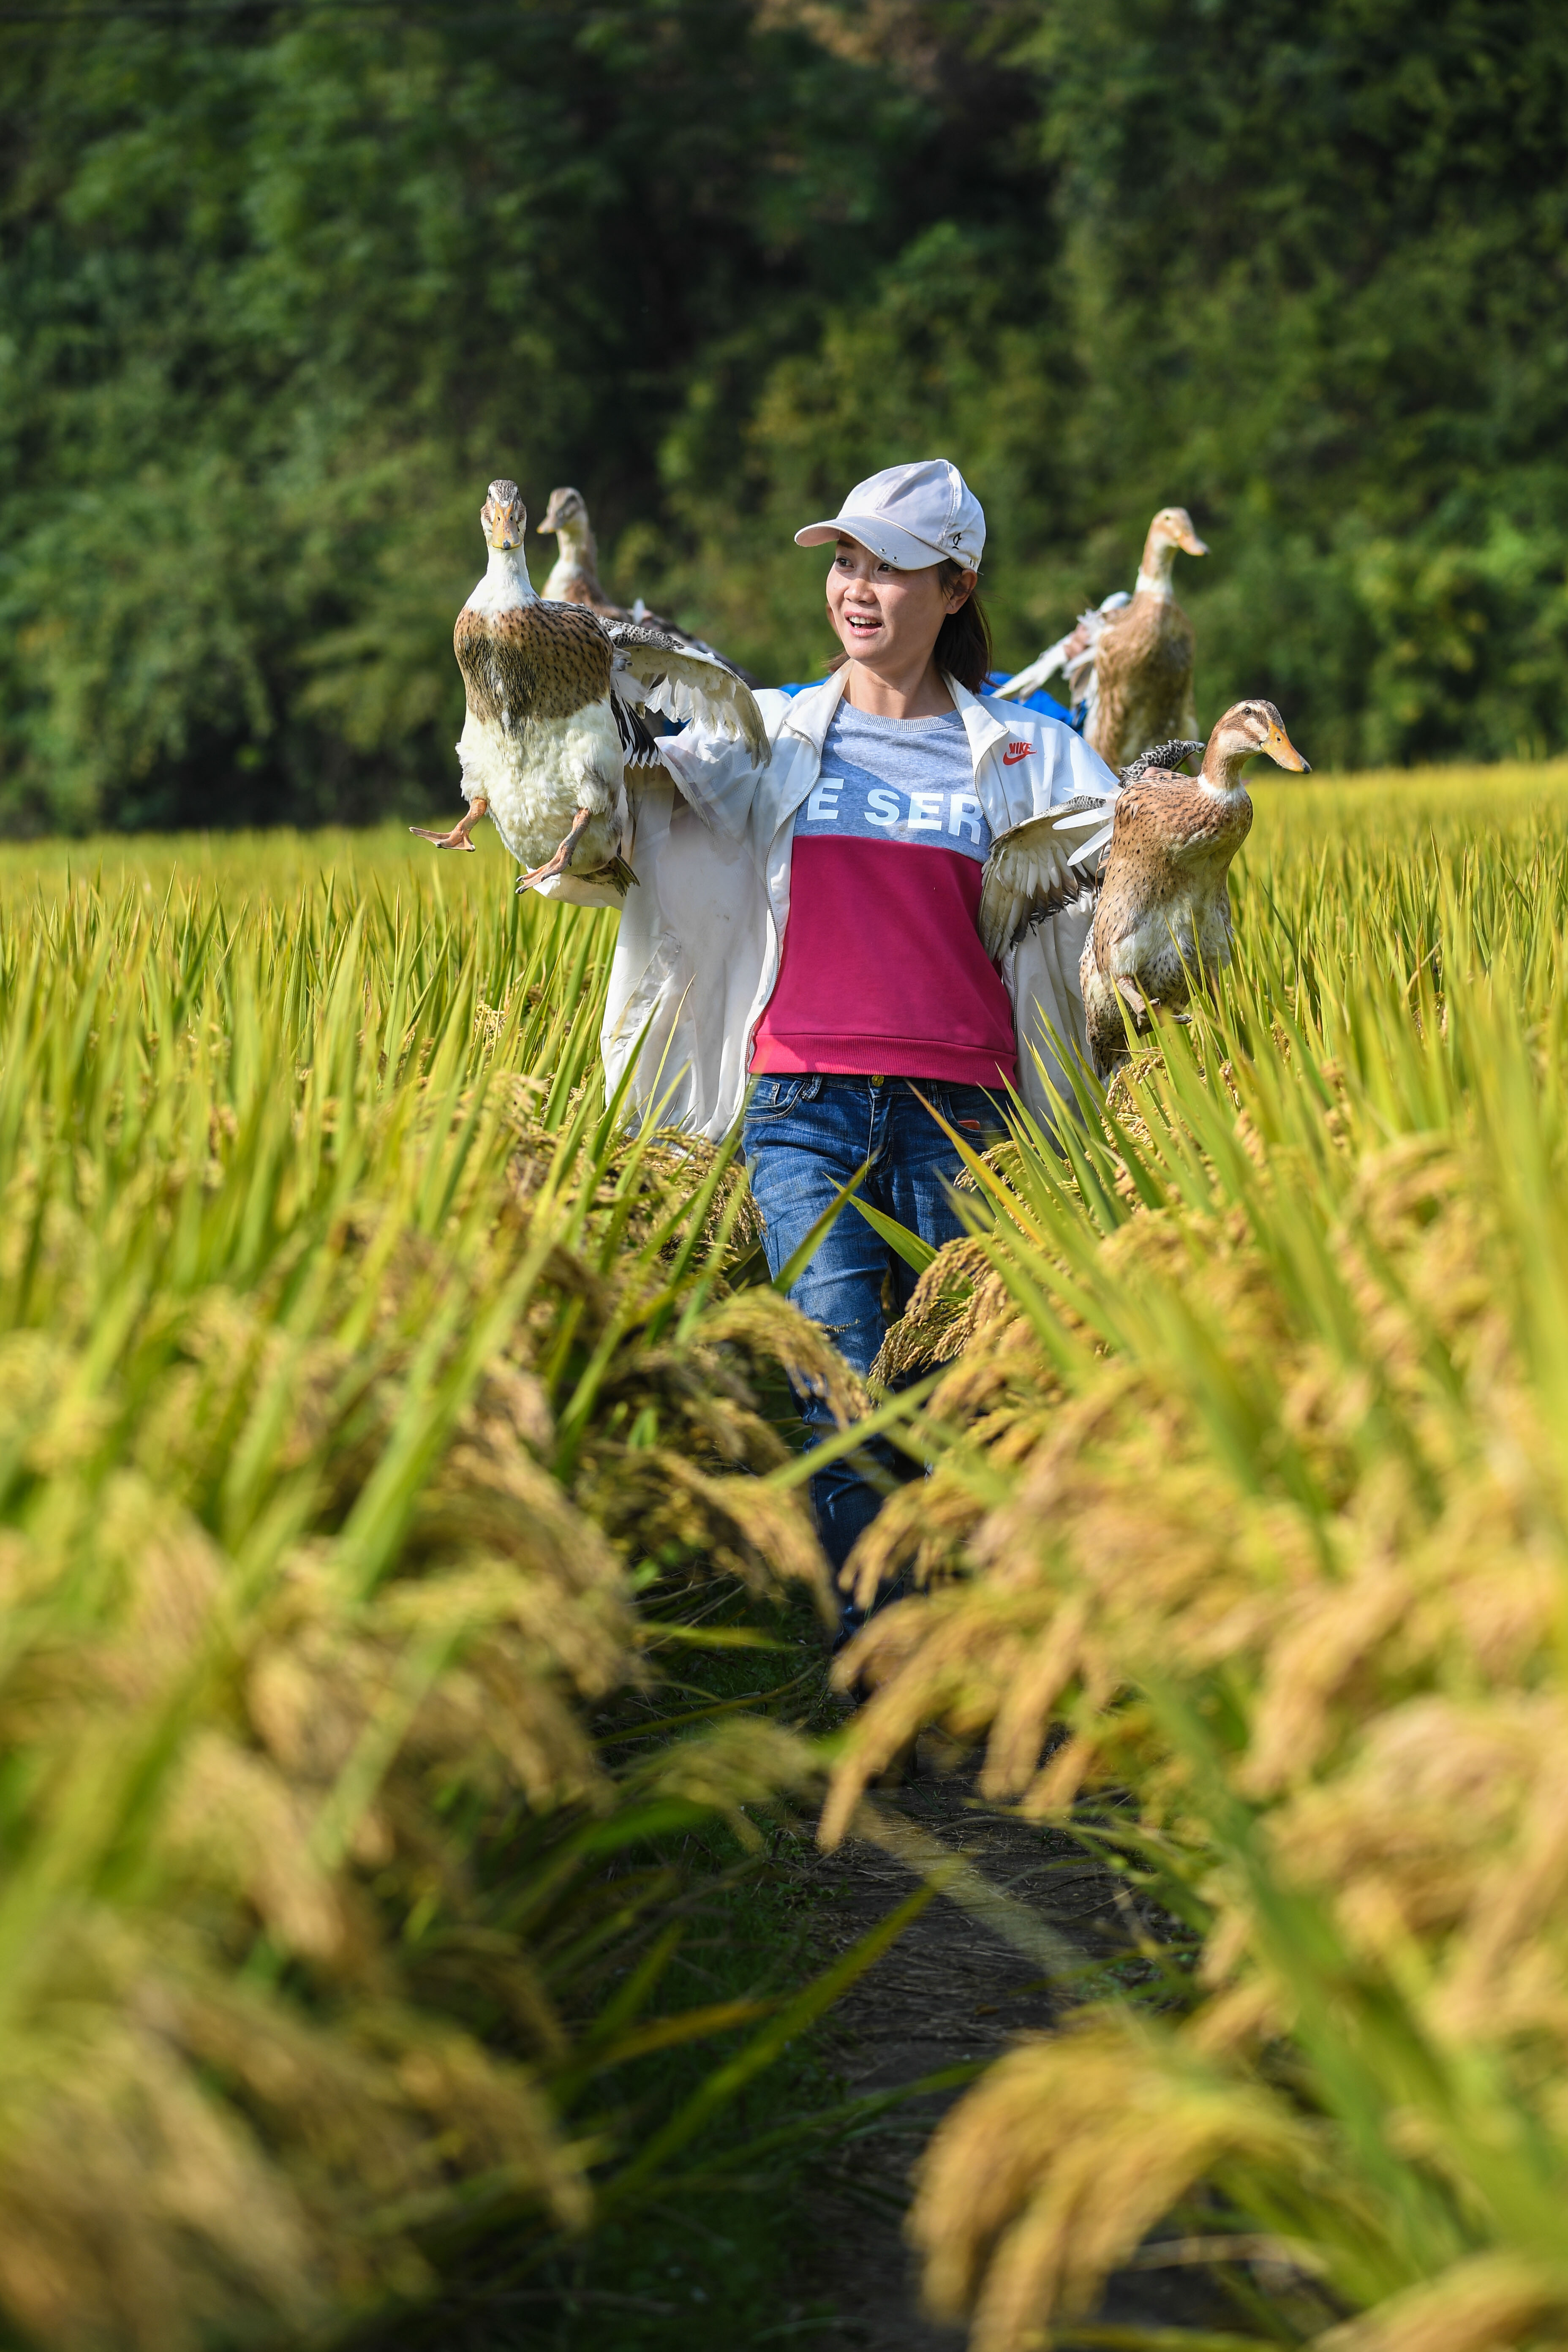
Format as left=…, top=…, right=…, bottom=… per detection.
left=868, top=1234, right=998, bottom=1386
left=607, top=1446, right=832, bottom=1610
left=1316, top=2256, right=1568, bottom=2352
left=909, top=2015, right=1318, bottom=2352
left=838, top=1460, right=987, bottom=1601
left=821, top=1585, right=1022, bottom=1846
left=159, top=1729, right=350, bottom=1961
left=643, top=1718, right=817, bottom=1846
left=0, top=1992, right=330, bottom=2352
left=698, top=1287, right=866, bottom=1427
left=760, top=780, right=1568, bottom=2352
left=0, top=849, right=894, bottom=2349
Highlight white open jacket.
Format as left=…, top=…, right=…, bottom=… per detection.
left=542, top=667, right=1119, bottom=1142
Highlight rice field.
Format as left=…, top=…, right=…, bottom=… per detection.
left=2, top=760, right=1568, bottom=2351
left=830, top=757, right=1568, bottom=2352
left=0, top=828, right=859, bottom=2350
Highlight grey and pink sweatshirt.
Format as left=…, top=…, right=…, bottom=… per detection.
left=751, top=701, right=1016, bottom=1088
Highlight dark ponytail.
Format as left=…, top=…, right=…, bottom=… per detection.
left=932, top=557, right=993, bottom=694
left=823, top=555, right=993, bottom=692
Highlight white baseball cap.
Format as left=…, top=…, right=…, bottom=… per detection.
left=795, top=459, right=985, bottom=572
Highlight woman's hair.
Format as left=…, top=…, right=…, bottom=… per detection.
left=932, top=557, right=993, bottom=694
left=825, top=556, right=994, bottom=694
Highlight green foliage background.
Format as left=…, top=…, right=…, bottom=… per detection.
left=3, top=0, right=1566, bottom=830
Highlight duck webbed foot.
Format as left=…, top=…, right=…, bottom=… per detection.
left=515, top=805, right=599, bottom=896
left=516, top=808, right=638, bottom=896
left=411, top=796, right=488, bottom=852
left=1116, top=980, right=1195, bottom=1042
left=1115, top=975, right=1152, bottom=1028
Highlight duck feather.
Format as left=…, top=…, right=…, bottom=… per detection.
left=978, top=792, right=1118, bottom=961
left=604, top=618, right=768, bottom=759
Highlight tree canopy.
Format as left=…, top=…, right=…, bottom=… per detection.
left=2, top=0, right=1565, bottom=830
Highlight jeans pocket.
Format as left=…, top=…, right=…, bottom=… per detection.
left=745, top=1073, right=823, bottom=1122
left=934, top=1085, right=1006, bottom=1145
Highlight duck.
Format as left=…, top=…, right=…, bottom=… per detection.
left=998, top=506, right=1208, bottom=772
left=411, top=479, right=767, bottom=893
left=1080, top=703, right=1308, bottom=1072
left=537, top=485, right=760, bottom=683
left=536, top=485, right=632, bottom=619
left=978, top=705, right=1309, bottom=1076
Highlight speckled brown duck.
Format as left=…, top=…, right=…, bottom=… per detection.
left=1000, top=506, right=1208, bottom=771
left=1080, top=700, right=1309, bottom=1073
left=411, top=479, right=766, bottom=893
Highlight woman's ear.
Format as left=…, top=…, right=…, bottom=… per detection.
left=946, top=569, right=978, bottom=612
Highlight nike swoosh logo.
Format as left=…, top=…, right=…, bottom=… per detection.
left=1002, top=746, right=1031, bottom=765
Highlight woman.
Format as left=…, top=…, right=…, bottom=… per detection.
left=554, top=461, right=1118, bottom=1633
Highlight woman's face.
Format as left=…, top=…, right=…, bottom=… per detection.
left=825, top=535, right=975, bottom=670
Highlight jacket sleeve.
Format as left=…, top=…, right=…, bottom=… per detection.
left=1007, top=909, right=1096, bottom=1139
left=656, top=689, right=790, bottom=842
left=997, top=713, right=1113, bottom=1134
left=600, top=778, right=771, bottom=1143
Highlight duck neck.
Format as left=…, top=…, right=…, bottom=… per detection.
left=1133, top=531, right=1177, bottom=600
left=543, top=521, right=599, bottom=601
left=471, top=542, right=539, bottom=615
left=1200, top=746, right=1251, bottom=797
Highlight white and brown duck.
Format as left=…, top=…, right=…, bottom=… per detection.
left=1000, top=506, right=1208, bottom=771
left=411, top=479, right=766, bottom=893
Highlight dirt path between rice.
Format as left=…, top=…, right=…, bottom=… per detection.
left=782, top=1755, right=1231, bottom=2350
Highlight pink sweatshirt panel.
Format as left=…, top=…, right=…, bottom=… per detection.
left=751, top=835, right=1018, bottom=1086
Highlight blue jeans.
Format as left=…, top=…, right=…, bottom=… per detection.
left=741, top=1074, right=1005, bottom=1638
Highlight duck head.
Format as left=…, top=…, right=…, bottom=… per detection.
left=481, top=479, right=527, bottom=551
left=1136, top=506, right=1209, bottom=594
left=1201, top=700, right=1310, bottom=793
left=539, top=486, right=591, bottom=546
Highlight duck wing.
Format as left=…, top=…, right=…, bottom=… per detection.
left=994, top=625, right=1081, bottom=704
left=977, top=793, right=1118, bottom=961
left=1097, top=748, right=1207, bottom=879
left=612, top=688, right=662, bottom=770
left=1121, top=738, right=1205, bottom=786
left=603, top=618, right=769, bottom=762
